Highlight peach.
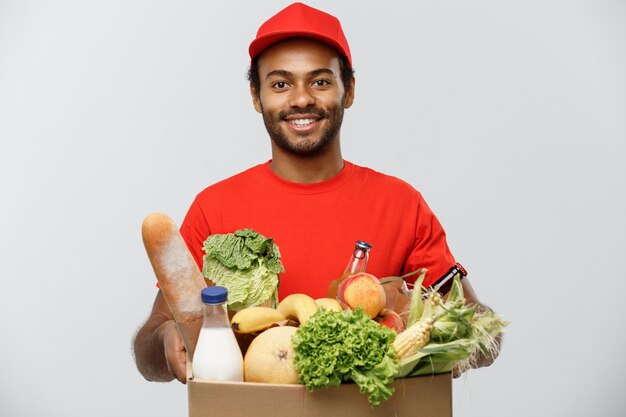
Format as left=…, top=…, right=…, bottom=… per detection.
left=374, top=309, right=406, bottom=333
left=337, top=272, right=386, bottom=318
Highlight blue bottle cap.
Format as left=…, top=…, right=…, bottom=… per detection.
left=356, top=240, right=372, bottom=250
left=201, top=286, right=228, bottom=304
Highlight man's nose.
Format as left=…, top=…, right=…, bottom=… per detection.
left=289, top=83, right=315, bottom=108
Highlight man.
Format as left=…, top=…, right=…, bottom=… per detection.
left=133, top=2, right=498, bottom=384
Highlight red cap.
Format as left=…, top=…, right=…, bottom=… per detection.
left=249, top=2, right=352, bottom=67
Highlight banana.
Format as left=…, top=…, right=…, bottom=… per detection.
left=277, top=293, right=319, bottom=325
left=231, top=306, right=286, bottom=333
left=315, top=297, right=343, bottom=312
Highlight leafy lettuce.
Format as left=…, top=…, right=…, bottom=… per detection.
left=292, top=308, right=399, bottom=408
left=202, top=229, right=284, bottom=310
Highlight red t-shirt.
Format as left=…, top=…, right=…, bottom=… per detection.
left=180, top=161, right=459, bottom=300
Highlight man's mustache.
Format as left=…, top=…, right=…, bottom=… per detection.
left=279, top=107, right=329, bottom=119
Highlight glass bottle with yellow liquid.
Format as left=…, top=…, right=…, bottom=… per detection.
left=326, top=240, right=372, bottom=298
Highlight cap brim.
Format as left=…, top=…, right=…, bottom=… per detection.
left=249, top=31, right=349, bottom=65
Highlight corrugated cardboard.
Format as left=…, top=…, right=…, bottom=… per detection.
left=188, top=373, right=452, bottom=417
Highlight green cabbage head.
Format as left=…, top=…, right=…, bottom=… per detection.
left=202, top=229, right=283, bottom=310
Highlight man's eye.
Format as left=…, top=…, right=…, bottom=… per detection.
left=313, top=79, right=330, bottom=87
left=272, top=81, right=288, bottom=89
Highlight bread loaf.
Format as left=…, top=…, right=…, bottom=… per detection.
left=142, top=212, right=207, bottom=359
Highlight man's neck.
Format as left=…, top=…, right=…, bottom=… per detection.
left=269, top=146, right=344, bottom=184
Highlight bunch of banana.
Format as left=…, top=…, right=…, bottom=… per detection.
left=231, top=294, right=344, bottom=334
left=276, top=294, right=319, bottom=325
left=314, top=297, right=343, bottom=312
left=231, top=306, right=286, bottom=333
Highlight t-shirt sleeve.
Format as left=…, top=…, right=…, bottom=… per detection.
left=179, top=197, right=210, bottom=271
left=401, top=194, right=459, bottom=288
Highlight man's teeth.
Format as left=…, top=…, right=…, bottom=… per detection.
left=289, top=118, right=316, bottom=126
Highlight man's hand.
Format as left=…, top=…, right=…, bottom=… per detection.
left=451, top=331, right=502, bottom=378
left=159, top=320, right=188, bottom=383
left=133, top=291, right=188, bottom=383
left=449, top=279, right=502, bottom=377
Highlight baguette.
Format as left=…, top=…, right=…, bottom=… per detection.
left=142, top=212, right=207, bottom=359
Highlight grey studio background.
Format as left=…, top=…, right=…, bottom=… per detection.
left=1, top=1, right=625, bottom=416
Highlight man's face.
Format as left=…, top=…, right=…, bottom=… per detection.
left=252, top=38, right=355, bottom=157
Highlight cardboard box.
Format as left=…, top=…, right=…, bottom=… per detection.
left=188, top=373, right=452, bottom=417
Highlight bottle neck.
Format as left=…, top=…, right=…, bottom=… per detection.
left=345, top=247, right=370, bottom=274
left=201, top=302, right=230, bottom=328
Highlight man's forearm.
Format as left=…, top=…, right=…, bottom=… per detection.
left=133, top=317, right=175, bottom=382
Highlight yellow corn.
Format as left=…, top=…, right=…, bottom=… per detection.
left=393, top=317, right=434, bottom=360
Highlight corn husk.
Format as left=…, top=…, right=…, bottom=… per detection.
left=396, top=338, right=476, bottom=378
left=394, top=275, right=508, bottom=378
left=406, top=269, right=427, bottom=326
left=430, top=305, right=475, bottom=343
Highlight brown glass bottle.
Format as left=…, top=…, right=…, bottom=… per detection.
left=326, top=240, right=372, bottom=298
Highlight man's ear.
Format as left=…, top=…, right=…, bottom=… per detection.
left=250, top=84, right=262, bottom=114
left=343, top=76, right=355, bottom=109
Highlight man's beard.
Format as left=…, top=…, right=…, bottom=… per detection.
left=261, top=104, right=345, bottom=157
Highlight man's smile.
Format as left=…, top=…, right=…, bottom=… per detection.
left=283, top=113, right=324, bottom=132
left=288, top=118, right=318, bottom=126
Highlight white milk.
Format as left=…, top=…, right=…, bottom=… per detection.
left=192, top=327, right=244, bottom=381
